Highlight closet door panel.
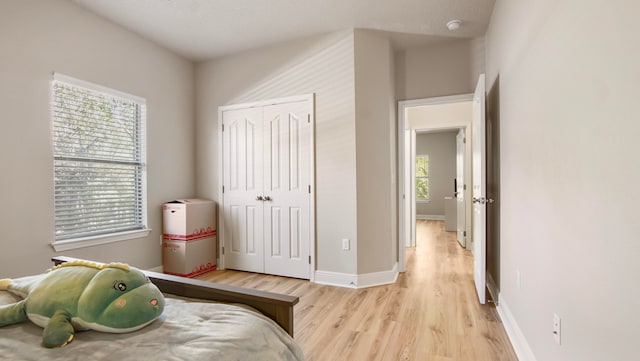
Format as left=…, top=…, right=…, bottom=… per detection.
left=222, top=107, right=264, bottom=273
left=263, top=101, right=311, bottom=279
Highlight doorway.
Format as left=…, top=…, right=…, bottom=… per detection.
left=397, top=94, right=473, bottom=272
left=412, top=128, right=464, bottom=246
left=398, top=75, right=491, bottom=306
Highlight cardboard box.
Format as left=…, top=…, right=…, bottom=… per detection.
left=162, top=199, right=216, bottom=240
left=162, top=236, right=217, bottom=277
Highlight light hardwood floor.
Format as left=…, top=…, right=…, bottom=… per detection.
left=197, top=220, right=517, bottom=361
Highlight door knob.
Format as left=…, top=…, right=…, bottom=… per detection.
left=472, top=197, right=494, bottom=205
left=264, top=196, right=272, bottom=201
left=256, top=196, right=264, bottom=201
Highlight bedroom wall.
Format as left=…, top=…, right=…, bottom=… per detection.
left=414, top=131, right=457, bottom=217
left=485, top=0, right=640, bottom=360
left=0, top=0, right=195, bottom=277
left=353, top=29, right=397, bottom=275
left=395, top=39, right=479, bottom=101
left=195, top=31, right=359, bottom=275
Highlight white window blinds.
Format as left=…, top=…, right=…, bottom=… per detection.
left=52, top=73, right=147, bottom=242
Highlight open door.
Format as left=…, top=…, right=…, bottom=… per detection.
left=472, top=74, right=487, bottom=304
left=456, top=129, right=465, bottom=247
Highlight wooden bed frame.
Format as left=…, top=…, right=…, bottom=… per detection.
left=51, top=256, right=299, bottom=337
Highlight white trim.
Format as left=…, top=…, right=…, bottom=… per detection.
left=308, top=94, right=317, bottom=282
left=51, top=228, right=151, bottom=252
left=314, top=263, right=398, bottom=289
left=496, top=295, right=538, bottom=361
left=410, top=130, right=417, bottom=247
left=399, top=93, right=473, bottom=109
left=217, top=105, right=225, bottom=270
left=314, top=270, right=358, bottom=288
left=218, top=94, right=312, bottom=112
left=416, top=215, right=445, bottom=220
left=53, top=72, right=146, bottom=105
left=357, top=263, right=398, bottom=288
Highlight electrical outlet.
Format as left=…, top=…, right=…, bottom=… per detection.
left=553, top=313, right=561, bottom=345
left=342, top=238, right=350, bottom=251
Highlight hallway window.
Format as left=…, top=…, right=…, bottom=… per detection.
left=416, top=155, right=429, bottom=201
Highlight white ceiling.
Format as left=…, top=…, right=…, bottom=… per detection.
left=72, top=0, right=496, bottom=62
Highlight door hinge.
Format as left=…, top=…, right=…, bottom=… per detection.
left=463, top=231, right=467, bottom=237
left=222, top=123, right=224, bottom=132
left=308, top=255, right=311, bottom=264
left=307, top=114, right=311, bottom=123
left=222, top=185, right=225, bottom=193
left=308, top=185, right=311, bottom=194
left=463, top=184, right=467, bottom=190
left=222, top=246, right=225, bottom=255
left=463, top=137, right=466, bottom=143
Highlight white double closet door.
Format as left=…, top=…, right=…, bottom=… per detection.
left=221, top=97, right=312, bottom=279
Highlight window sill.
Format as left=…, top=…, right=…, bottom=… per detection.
left=416, top=199, right=431, bottom=204
left=51, top=228, right=151, bottom=252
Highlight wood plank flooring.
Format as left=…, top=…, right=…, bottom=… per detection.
left=197, top=220, right=517, bottom=361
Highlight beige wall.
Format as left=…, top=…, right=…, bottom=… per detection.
left=414, top=132, right=457, bottom=216
left=195, top=31, right=359, bottom=275
left=486, top=0, right=640, bottom=360
left=354, top=29, right=397, bottom=274
left=395, top=39, right=479, bottom=101
left=0, top=0, right=195, bottom=277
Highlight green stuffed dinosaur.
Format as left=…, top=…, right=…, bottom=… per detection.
left=0, top=260, right=165, bottom=348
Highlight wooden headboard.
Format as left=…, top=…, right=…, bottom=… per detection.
left=51, top=256, right=299, bottom=336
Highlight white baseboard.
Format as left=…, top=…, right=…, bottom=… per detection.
left=416, top=214, right=445, bottom=220
left=357, top=263, right=398, bottom=288
left=314, top=263, right=398, bottom=289
left=314, top=270, right=358, bottom=288
left=495, top=295, right=538, bottom=361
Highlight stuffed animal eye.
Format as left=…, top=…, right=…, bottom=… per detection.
left=114, top=282, right=127, bottom=292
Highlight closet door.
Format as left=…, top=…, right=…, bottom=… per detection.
left=263, top=101, right=311, bottom=279
left=222, top=107, right=264, bottom=273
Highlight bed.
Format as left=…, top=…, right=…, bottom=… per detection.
left=0, top=256, right=304, bottom=361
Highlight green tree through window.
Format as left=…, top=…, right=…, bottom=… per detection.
left=416, top=155, right=429, bottom=200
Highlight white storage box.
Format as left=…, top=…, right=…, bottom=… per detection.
left=162, top=199, right=216, bottom=240
left=162, top=237, right=217, bottom=277
left=162, top=199, right=217, bottom=277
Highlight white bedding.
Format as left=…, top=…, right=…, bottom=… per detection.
left=0, top=291, right=304, bottom=361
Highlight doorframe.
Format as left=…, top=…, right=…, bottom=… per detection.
left=397, top=93, right=473, bottom=272
left=217, top=93, right=316, bottom=281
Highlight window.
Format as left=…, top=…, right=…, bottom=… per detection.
left=51, top=73, right=149, bottom=250
left=416, top=155, right=429, bottom=201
